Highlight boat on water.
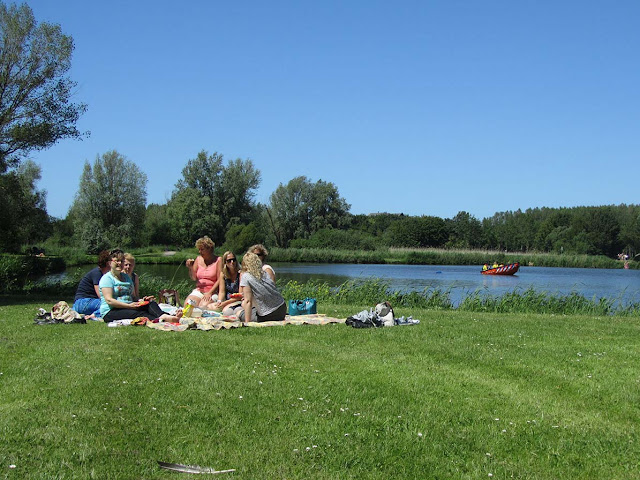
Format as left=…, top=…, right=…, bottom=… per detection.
left=481, top=262, right=520, bottom=275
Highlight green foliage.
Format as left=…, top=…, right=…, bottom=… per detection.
left=446, top=211, right=483, bottom=248
left=383, top=215, right=448, bottom=248
left=166, top=151, right=261, bottom=247
left=483, top=205, right=637, bottom=257
left=267, top=176, right=351, bottom=247
left=0, top=160, right=49, bottom=252
left=70, top=150, right=147, bottom=253
left=143, top=203, right=172, bottom=246
left=222, top=222, right=264, bottom=254
left=0, top=254, right=65, bottom=292
left=0, top=2, right=87, bottom=172
left=290, top=228, right=378, bottom=251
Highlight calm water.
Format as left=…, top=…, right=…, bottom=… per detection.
left=134, top=263, right=640, bottom=306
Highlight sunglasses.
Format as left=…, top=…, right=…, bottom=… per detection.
left=226, top=258, right=237, bottom=263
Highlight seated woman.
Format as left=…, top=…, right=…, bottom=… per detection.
left=73, top=250, right=111, bottom=318
left=123, top=253, right=139, bottom=299
left=184, top=236, right=222, bottom=310
left=249, top=244, right=275, bottom=282
left=238, top=252, right=286, bottom=323
left=99, top=249, right=182, bottom=323
left=214, top=251, right=243, bottom=316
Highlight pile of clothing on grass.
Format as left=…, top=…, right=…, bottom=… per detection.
left=34, top=301, right=87, bottom=325
left=345, top=301, right=420, bottom=328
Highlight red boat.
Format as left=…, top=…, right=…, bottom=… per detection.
left=481, top=262, right=520, bottom=275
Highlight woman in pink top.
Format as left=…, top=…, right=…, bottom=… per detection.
left=184, top=236, right=222, bottom=310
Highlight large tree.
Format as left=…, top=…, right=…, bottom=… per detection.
left=0, top=159, right=48, bottom=251
left=0, top=2, right=87, bottom=172
left=70, top=150, right=146, bottom=253
left=267, top=176, right=351, bottom=247
left=166, top=150, right=261, bottom=246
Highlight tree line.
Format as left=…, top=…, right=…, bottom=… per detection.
left=4, top=146, right=639, bottom=260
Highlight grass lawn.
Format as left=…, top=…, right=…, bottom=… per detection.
left=1, top=298, right=639, bottom=479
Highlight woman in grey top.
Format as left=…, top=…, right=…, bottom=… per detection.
left=239, top=252, right=286, bottom=323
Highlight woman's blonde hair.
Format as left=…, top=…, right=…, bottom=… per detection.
left=241, top=252, right=263, bottom=279
left=249, top=244, right=269, bottom=258
left=195, top=236, right=215, bottom=252
left=221, top=251, right=237, bottom=279
left=124, top=253, right=135, bottom=263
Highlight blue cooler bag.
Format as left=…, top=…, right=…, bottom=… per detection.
left=288, top=298, right=317, bottom=316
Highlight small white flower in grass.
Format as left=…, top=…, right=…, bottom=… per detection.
left=239, top=396, right=243, bottom=400
left=344, top=433, right=349, bottom=436
left=72, top=414, right=76, bottom=418
left=152, top=407, right=157, bottom=410
left=312, top=445, right=317, bottom=448
left=577, top=352, right=582, bottom=357
left=306, top=447, right=311, bottom=451
left=485, top=453, right=491, bottom=457
left=9, top=465, right=16, bottom=469
left=122, top=381, right=127, bottom=384
left=293, top=449, right=299, bottom=452
left=298, top=397, right=304, bottom=401
left=552, top=425, right=559, bottom=428
left=501, top=429, right=506, bottom=433
left=488, top=473, right=493, bottom=477
left=259, top=381, right=263, bottom=385
left=417, top=432, right=423, bottom=437
left=494, top=418, right=499, bottom=421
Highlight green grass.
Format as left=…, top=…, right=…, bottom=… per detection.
left=1, top=298, right=639, bottom=478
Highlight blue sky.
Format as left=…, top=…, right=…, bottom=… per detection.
left=23, top=0, right=640, bottom=220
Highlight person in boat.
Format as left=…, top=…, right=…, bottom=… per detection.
left=213, top=251, right=243, bottom=316
left=184, top=236, right=222, bottom=310
left=99, top=249, right=182, bottom=323
left=73, top=250, right=112, bottom=318
left=482, top=264, right=489, bottom=271
left=492, top=262, right=499, bottom=269
left=238, top=252, right=286, bottom=323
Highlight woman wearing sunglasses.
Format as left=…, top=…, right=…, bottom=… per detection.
left=213, top=251, right=243, bottom=316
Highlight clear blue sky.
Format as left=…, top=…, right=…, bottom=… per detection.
left=23, top=0, right=640, bottom=220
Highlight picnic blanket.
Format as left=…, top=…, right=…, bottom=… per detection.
left=144, top=314, right=346, bottom=332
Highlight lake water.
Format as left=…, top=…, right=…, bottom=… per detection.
left=133, top=263, right=640, bottom=306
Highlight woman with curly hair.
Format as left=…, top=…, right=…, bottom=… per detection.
left=184, top=236, right=222, bottom=310
left=238, top=252, right=286, bottom=323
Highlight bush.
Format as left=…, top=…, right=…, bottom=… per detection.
left=290, top=228, right=378, bottom=251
